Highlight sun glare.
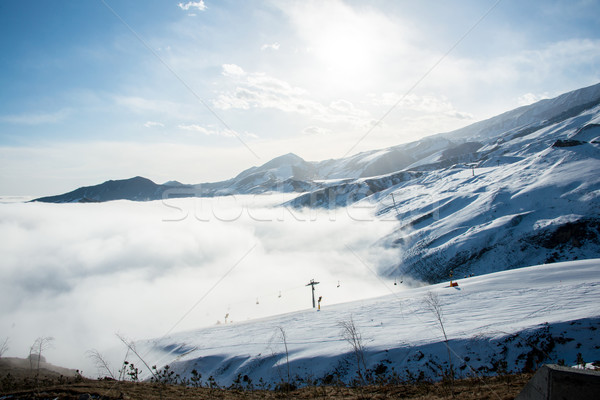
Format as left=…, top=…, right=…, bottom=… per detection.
left=316, top=22, right=372, bottom=77
left=306, top=11, right=386, bottom=90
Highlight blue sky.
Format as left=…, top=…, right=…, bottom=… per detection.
left=1, top=0, right=599, bottom=195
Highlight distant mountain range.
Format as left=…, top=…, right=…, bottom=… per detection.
left=34, top=82, right=600, bottom=205
left=34, top=83, right=600, bottom=283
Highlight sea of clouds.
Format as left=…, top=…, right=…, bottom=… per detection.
left=0, top=194, right=412, bottom=375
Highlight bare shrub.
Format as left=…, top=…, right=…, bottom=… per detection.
left=339, top=315, right=367, bottom=384
left=0, top=337, right=8, bottom=358
left=29, top=337, right=53, bottom=370
left=28, top=336, right=54, bottom=389
left=116, top=334, right=158, bottom=381
left=86, top=349, right=115, bottom=379
left=278, top=326, right=291, bottom=390
left=424, top=291, right=454, bottom=382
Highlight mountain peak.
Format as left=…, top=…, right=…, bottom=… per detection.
left=33, top=176, right=162, bottom=203
left=261, top=152, right=305, bottom=168
left=122, top=176, right=155, bottom=184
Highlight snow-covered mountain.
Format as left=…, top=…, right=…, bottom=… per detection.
left=35, top=82, right=600, bottom=204
left=33, top=83, right=600, bottom=284
left=33, top=176, right=185, bottom=203
left=131, top=259, right=600, bottom=387
left=32, top=154, right=322, bottom=203
left=284, top=83, right=600, bottom=282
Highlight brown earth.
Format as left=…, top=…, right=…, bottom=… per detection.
left=1, top=371, right=532, bottom=400
left=0, top=357, right=79, bottom=380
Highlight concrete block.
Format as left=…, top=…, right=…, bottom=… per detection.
left=516, top=364, right=600, bottom=400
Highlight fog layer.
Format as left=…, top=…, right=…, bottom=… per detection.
left=0, top=195, right=405, bottom=373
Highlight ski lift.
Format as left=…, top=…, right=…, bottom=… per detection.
left=394, top=278, right=397, bottom=286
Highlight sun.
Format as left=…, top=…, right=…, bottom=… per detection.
left=312, top=18, right=378, bottom=86
left=287, top=1, right=399, bottom=92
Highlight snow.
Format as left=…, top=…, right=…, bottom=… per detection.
left=435, top=82, right=600, bottom=143
left=311, top=102, right=600, bottom=282
left=14, top=83, right=600, bottom=382
left=359, top=149, right=391, bottom=164
left=133, top=259, right=600, bottom=386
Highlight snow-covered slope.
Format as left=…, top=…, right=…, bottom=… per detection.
left=308, top=82, right=600, bottom=179
left=133, top=259, right=600, bottom=386
left=288, top=91, right=600, bottom=282
left=437, top=81, right=600, bottom=142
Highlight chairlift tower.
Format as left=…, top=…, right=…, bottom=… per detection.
left=306, top=279, right=320, bottom=308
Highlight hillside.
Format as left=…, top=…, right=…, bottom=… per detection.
left=286, top=85, right=600, bottom=282
left=128, top=259, right=600, bottom=387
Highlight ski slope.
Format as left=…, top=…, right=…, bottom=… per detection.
left=133, top=259, right=600, bottom=386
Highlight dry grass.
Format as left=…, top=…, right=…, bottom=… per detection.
left=1, top=372, right=532, bottom=399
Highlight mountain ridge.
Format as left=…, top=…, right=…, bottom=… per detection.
left=33, top=82, right=600, bottom=204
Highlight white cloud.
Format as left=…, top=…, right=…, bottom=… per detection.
left=365, top=93, right=474, bottom=121
left=0, top=199, right=400, bottom=371
left=214, top=66, right=374, bottom=129
left=115, top=96, right=176, bottom=113
left=214, top=70, right=318, bottom=114
left=221, top=63, right=246, bottom=77
left=302, top=126, right=332, bottom=135
left=113, top=95, right=196, bottom=121
left=0, top=108, right=71, bottom=125
left=177, top=1, right=206, bottom=11
left=144, top=121, right=165, bottom=128
left=329, top=99, right=368, bottom=117
left=261, top=42, right=280, bottom=51
left=244, top=131, right=259, bottom=139
left=517, top=93, right=551, bottom=107
left=445, top=110, right=475, bottom=120
left=177, top=123, right=236, bottom=137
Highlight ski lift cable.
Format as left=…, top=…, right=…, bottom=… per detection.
left=221, top=278, right=345, bottom=309
left=342, top=0, right=504, bottom=158
left=141, top=244, right=257, bottom=360
left=214, top=278, right=349, bottom=321
left=207, top=282, right=311, bottom=315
